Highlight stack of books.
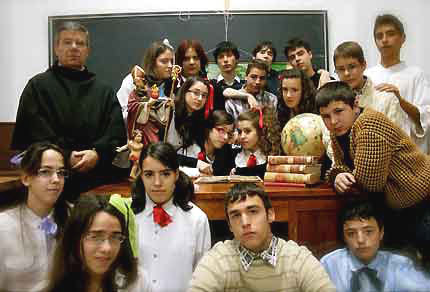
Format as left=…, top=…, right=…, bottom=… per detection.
left=264, top=156, right=321, bottom=187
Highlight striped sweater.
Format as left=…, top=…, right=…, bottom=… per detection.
left=328, top=107, right=430, bottom=209
left=188, top=238, right=335, bottom=292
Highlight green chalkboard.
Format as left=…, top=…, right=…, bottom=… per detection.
left=49, top=11, right=328, bottom=92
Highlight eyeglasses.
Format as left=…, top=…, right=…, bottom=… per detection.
left=187, top=89, right=208, bottom=100
left=214, top=126, right=234, bottom=139
left=37, top=168, right=69, bottom=179
left=85, top=231, right=126, bottom=246
left=335, top=63, right=360, bottom=75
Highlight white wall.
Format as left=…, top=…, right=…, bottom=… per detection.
left=1, top=0, right=428, bottom=121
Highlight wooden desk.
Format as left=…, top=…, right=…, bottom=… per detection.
left=87, top=181, right=347, bottom=253
left=0, top=170, right=21, bottom=193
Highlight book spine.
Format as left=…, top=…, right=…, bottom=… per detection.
left=266, top=164, right=320, bottom=173
left=267, top=156, right=319, bottom=165
left=264, top=172, right=319, bottom=184
left=264, top=182, right=306, bottom=187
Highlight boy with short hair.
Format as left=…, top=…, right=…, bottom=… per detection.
left=321, top=200, right=430, bottom=291
left=189, top=183, right=335, bottom=292
left=224, top=59, right=278, bottom=120
left=211, top=41, right=244, bottom=111
left=316, top=81, right=430, bottom=268
left=366, top=14, right=430, bottom=154
left=285, top=37, right=331, bottom=89
left=333, top=41, right=408, bottom=133
left=252, top=41, right=279, bottom=95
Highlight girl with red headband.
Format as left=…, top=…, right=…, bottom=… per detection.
left=232, top=106, right=282, bottom=179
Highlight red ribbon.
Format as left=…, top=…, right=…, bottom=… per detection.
left=205, top=83, right=214, bottom=119
left=197, top=151, right=206, bottom=161
left=153, top=205, right=172, bottom=227
left=252, top=107, right=263, bottom=129
left=247, top=154, right=257, bottom=168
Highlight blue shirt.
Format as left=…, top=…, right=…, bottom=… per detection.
left=320, top=248, right=430, bottom=292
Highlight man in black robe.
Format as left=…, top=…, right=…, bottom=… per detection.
left=11, top=21, right=127, bottom=201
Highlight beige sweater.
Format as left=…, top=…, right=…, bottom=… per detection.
left=188, top=238, right=335, bottom=292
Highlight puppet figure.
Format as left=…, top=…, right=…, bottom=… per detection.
left=116, top=129, right=144, bottom=180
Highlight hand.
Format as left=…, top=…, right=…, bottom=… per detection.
left=317, top=69, right=331, bottom=89
left=334, top=172, right=356, bottom=193
left=197, top=161, right=213, bottom=176
left=374, top=83, right=401, bottom=99
left=246, top=94, right=258, bottom=109
left=70, top=149, right=99, bottom=173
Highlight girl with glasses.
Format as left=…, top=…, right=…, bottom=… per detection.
left=0, top=142, right=71, bottom=291
left=166, top=77, right=214, bottom=177
left=46, top=194, right=150, bottom=292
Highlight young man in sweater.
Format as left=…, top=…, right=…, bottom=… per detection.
left=321, top=200, right=430, bottom=292
left=316, top=81, right=430, bottom=269
left=189, top=183, right=335, bottom=292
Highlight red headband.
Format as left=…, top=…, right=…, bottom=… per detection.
left=252, top=107, right=264, bottom=129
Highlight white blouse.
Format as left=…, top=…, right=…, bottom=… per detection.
left=136, top=195, right=211, bottom=292
left=0, top=204, right=56, bottom=292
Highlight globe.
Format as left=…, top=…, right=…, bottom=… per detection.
left=281, top=113, right=326, bottom=158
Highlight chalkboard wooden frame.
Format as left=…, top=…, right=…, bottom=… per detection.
left=48, top=10, right=328, bottom=91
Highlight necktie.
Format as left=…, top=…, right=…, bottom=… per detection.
left=153, top=205, right=172, bottom=227
left=247, top=154, right=257, bottom=168
left=350, top=267, right=383, bottom=292
left=39, top=217, right=57, bottom=253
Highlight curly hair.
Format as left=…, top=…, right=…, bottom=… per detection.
left=237, top=106, right=281, bottom=156
left=277, top=68, right=317, bottom=128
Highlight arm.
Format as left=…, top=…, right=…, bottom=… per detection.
left=193, top=214, right=211, bottom=270
left=352, top=130, right=392, bottom=192
left=223, top=88, right=258, bottom=108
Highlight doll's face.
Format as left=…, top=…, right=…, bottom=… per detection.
left=238, top=120, right=259, bottom=152
left=154, top=50, right=174, bottom=80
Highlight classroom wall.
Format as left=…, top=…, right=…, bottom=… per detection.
left=1, top=0, right=428, bottom=122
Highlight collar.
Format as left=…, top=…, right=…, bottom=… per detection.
left=22, top=204, right=54, bottom=228
left=142, top=193, right=176, bottom=218
left=216, top=74, right=241, bottom=85
left=235, top=148, right=266, bottom=167
left=348, top=249, right=386, bottom=278
left=238, top=236, right=278, bottom=272
left=352, top=76, right=369, bottom=96
left=52, top=62, right=94, bottom=81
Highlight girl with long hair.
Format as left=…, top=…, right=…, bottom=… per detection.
left=277, top=68, right=317, bottom=129
left=233, top=106, right=282, bottom=178
left=0, top=142, right=70, bottom=291
left=46, top=194, right=149, bottom=292
left=131, top=142, right=210, bottom=292
left=166, top=77, right=214, bottom=176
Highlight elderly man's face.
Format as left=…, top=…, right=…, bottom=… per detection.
left=55, top=30, right=89, bottom=70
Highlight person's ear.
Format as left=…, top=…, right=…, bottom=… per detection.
left=21, top=173, right=31, bottom=187
left=308, top=50, right=313, bottom=60
left=380, top=226, right=384, bottom=241
left=175, top=169, right=179, bottom=182
left=267, top=208, right=275, bottom=223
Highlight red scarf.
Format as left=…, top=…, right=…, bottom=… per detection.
left=153, top=205, right=172, bottom=227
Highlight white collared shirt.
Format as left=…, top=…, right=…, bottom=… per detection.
left=136, top=194, right=211, bottom=292
left=0, top=204, right=56, bottom=292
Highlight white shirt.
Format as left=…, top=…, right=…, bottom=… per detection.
left=136, top=195, right=211, bottom=292
left=118, top=268, right=152, bottom=292
left=117, top=73, right=135, bottom=120
left=0, top=205, right=56, bottom=292
left=366, top=62, right=430, bottom=153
